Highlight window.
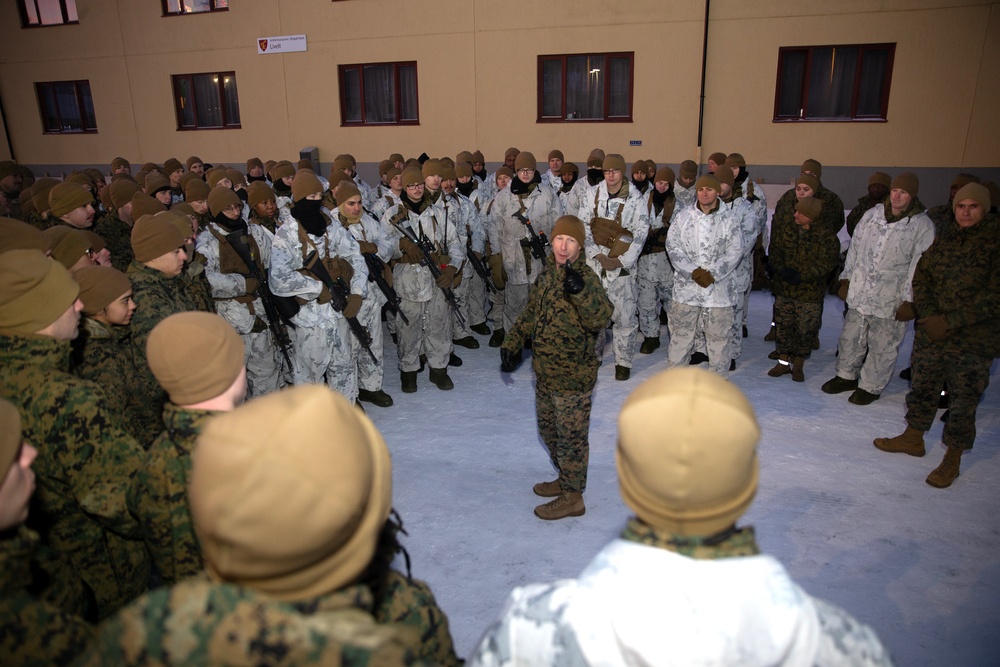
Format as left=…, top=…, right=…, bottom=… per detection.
left=537, top=53, right=633, bottom=123
left=162, top=0, right=228, bottom=16
left=18, top=0, right=78, bottom=27
left=35, top=81, right=96, bottom=133
left=338, top=62, right=419, bottom=126
left=774, top=44, right=895, bottom=122
left=171, top=73, right=241, bottom=130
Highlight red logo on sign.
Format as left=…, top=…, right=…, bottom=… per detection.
left=259, top=39, right=268, bottom=51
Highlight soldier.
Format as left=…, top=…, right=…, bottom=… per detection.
left=183, top=177, right=213, bottom=230
left=143, top=171, right=174, bottom=207
left=874, top=183, right=1000, bottom=488
left=25, top=177, right=59, bottom=230
left=500, top=216, right=612, bottom=520
left=382, top=166, right=465, bottom=392
left=44, top=226, right=98, bottom=273
left=822, top=173, right=934, bottom=403
left=0, top=250, right=150, bottom=618
left=674, top=160, right=698, bottom=210
left=372, top=166, right=403, bottom=222
left=0, top=161, right=25, bottom=219
left=846, top=172, right=891, bottom=237
left=630, top=160, right=651, bottom=197
left=564, top=154, right=603, bottom=218
left=128, top=211, right=210, bottom=446
left=442, top=165, right=486, bottom=348
left=70, top=266, right=141, bottom=432
left=503, top=147, right=519, bottom=172
left=110, top=156, right=131, bottom=177
left=489, top=152, right=564, bottom=348
left=93, top=178, right=140, bottom=272
left=195, top=186, right=283, bottom=398
left=80, top=384, right=462, bottom=666
left=334, top=184, right=395, bottom=408
left=129, top=312, right=246, bottom=587
left=470, top=367, right=893, bottom=666
left=471, top=149, right=495, bottom=201
left=0, top=398, right=95, bottom=666
left=765, top=198, right=840, bottom=382
left=163, top=157, right=185, bottom=204
left=637, top=166, right=678, bottom=354
left=555, top=162, right=581, bottom=215
left=453, top=161, right=492, bottom=337
left=706, top=151, right=728, bottom=174
left=926, top=173, right=979, bottom=234
left=185, top=155, right=205, bottom=178
left=245, top=157, right=267, bottom=183
left=543, top=149, right=564, bottom=192
left=333, top=154, right=375, bottom=212
left=270, top=170, right=367, bottom=403
left=247, top=180, right=280, bottom=234
left=578, top=154, right=649, bottom=380
left=48, top=181, right=96, bottom=230
left=484, top=166, right=513, bottom=347
left=665, top=175, right=742, bottom=378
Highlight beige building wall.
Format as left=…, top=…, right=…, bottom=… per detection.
left=0, top=0, right=997, bottom=183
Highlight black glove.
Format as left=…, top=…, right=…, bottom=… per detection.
left=778, top=267, right=802, bottom=285
left=563, top=260, right=584, bottom=295
left=500, top=347, right=522, bottom=372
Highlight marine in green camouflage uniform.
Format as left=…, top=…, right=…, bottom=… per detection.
left=93, top=211, right=134, bottom=272
left=76, top=577, right=434, bottom=666
left=127, top=405, right=213, bottom=587
left=127, top=260, right=209, bottom=446
left=0, top=526, right=95, bottom=666
left=502, top=219, right=612, bottom=507
left=71, top=316, right=142, bottom=437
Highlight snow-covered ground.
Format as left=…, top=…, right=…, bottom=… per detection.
left=365, top=289, right=1000, bottom=666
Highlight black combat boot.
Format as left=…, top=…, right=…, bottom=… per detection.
left=400, top=371, right=417, bottom=394
left=428, top=367, right=454, bottom=390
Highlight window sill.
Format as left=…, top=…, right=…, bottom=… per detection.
left=175, top=125, right=241, bottom=131
left=772, top=117, right=887, bottom=123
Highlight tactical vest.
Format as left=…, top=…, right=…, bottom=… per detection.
left=295, top=222, right=353, bottom=305
left=589, top=189, right=632, bottom=259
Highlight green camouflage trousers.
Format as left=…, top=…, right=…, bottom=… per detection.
left=906, top=340, right=992, bottom=450
left=536, top=387, right=593, bottom=494
left=774, top=295, right=821, bottom=358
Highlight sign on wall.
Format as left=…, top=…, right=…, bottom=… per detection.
left=257, top=35, right=308, bottom=54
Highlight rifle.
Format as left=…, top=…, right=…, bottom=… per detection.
left=392, top=221, right=466, bottom=327
left=363, top=251, right=410, bottom=325
left=465, top=240, right=498, bottom=294
left=301, top=250, right=378, bottom=363
left=512, top=211, right=549, bottom=261
left=224, top=230, right=294, bottom=374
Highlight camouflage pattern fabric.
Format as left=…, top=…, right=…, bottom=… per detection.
left=535, top=388, right=593, bottom=494
left=373, top=570, right=463, bottom=666
left=71, top=317, right=143, bottom=440
left=769, top=225, right=840, bottom=303
left=674, top=181, right=696, bottom=211
left=93, top=212, right=134, bottom=272
left=620, top=517, right=760, bottom=559
left=835, top=310, right=908, bottom=394
left=128, top=405, right=215, bottom=587
left=250, top=209, right=278, bottom=235
left=768, top=184, right=845, bottom=255
left=0, top=529, right=94, bottom=667
left=77, top=577, right=433, bottom=666
left=26, top=211, right=55, bottom=231
left=127, top=260, right=210, bottom=446
left=666, top=302, right=734, bottom=377
left=774, top=296, right=822, bottom=359
left=925, top=203, right=954, bottom=236
left=503, top=254, right=612, bottom=394
left=0, top=332, right=150, bottom=619
left=488, top=183, right=562, bottom=286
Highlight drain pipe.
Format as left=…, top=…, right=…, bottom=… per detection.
left=0, top=83, right=14, bottom=161
left=696, top=0, right=710, bottom=170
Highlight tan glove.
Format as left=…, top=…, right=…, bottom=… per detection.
left=595, top=253, right=622, bottom=271
left=342, top=293, right=363, bottom=319
left=489, top=254, right=506, bottom=290
left=894, top=301, right=916, bottom=322
left=691, top=267, right=715, bottom=288
left=436, top=265, right=457, bottom=289
left=357, top=240, right=378, bottom=254
left=399, top=237, right=423, bottom=263
left=243, top=277, right=259, bottom=295
left=837, top=279, right=850, bottom=301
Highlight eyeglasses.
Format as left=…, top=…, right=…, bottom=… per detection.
left=223, top=203, right=242, bottom=213
left=405, top=184, right=424, bottom=190
left=517, top=168, right=534, bottom=175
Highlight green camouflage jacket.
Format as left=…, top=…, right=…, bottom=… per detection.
left=768, top=224, right=840, bottom=302
left=769, top=184, right=845, bottom=256
left=503, top=254, right=613, bottom=394
left=621, top=517, right=761, bottom=559
left=0, top=527, right=95, bottom=666
left=127, top=261, right=211, bottom=445
left=71, top=317, right=143, bottom=442
left=374, top=569, right=463, bottom=666
left=128, top=405, right=214, bottom=587
left=93, top=212, right=134, bottom=272
left=912, top=214, right=1000, bottom=357
left=0, top=332, right=150, bottom=618
left=77, top=576, right=435, bottom=666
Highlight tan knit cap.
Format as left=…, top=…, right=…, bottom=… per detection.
left=471, top=150, right=484, bottom=163
left=495, top=166, right=513, bottom=181
left=186, top=155, right=203, bottom=170
left=246, top=157, right=264, bottom=172
left=401, top=166, right=424, bottom=188
left=795, top=173, right=820, bottom=192
left=800, top=158, right=822, bottom=179
left=795, top=196, right=822, bottom=221
left=679, top=160, right=698, bottom=179
left=333, top=156, right=354, bottom=173
left=143, top=172, right=171, bottom=196
left=0, top=398, right=21, bottom=480
left=163, top=158, right=183, bottom=175
left=184, top=178, right=210, bottom=202
left=0, top=218, right=47, bottom=255
left=868, top=172, right=891, bottom=188
left=49, top=182, right=93, bottom=218
left=110, top=180, right=141, bottom=210
left=708, top=152, right=728, bottom=167
left=30, top=178, right=60, bottom=215
left=655, top=167, right=675, bottom=186
left=75, top=265, right=131, bottom=315
left=694, top=175, right=721, bottom=194
left=559, top=162, right=579, bottom=176
left=208, top=186, right=241, bottom=217
left=336, top=184, right=362, bottom=207
left=631, top=161, right=647, bottom=177
left=44, top=226, right=92, bottom=270
left=714, top=168, right=735, bottom=189
left=421, top=159, right=444, bottom=178
left=455, top=162, right=472, bottom=179
left=132, top=192, right=167, bottom=222
left=147, top=312, right=245, bottom=405
left=0, top=249, right=79, bottom=334
left=891, top=172, right=919, bottom=198
left=510, top=152, right=534, bottom=172
left=110, top=157, right=131, bottom=173
left=291, top=171, right=323, bottom=202
left=390, top=153, right=405, bottom=164
left=132, top=212, right=187, bottom=263
left=603, top=155, right=626, bottom=173
left=504, top=147, right=520, bottom=159
left=953, top=182, right=990, bottom=213
left=455, top=151, right=473, bottom=165
left=725, top=152, right=746, bottom=168
left=269, top=161, right=295, bottom=182
left=548, top=149, right=564, bottom=162
left=551, top=215, right=585, bottom=247
left=191, top=384, right=392, bottom=601
left=617, top=367, right=760, bottom=537
left=247, top=181, right=276, bottom=209
left=378, top=160, right=393, bottom=177
left=205, top=168, right=228, bottom=189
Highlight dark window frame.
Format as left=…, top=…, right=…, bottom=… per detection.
left=536, top=52, right=635, bottom=123
left=171, top=72, right=241, bottom=131
left=773, top=43, right=895, bottom=123
left=161, top=0, right=228, bottom=17
left=35, top=80, right=97, bottom=134
left=337, top=61, right=420, bottom=127
left=17, top=0, right=78, bottom=28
